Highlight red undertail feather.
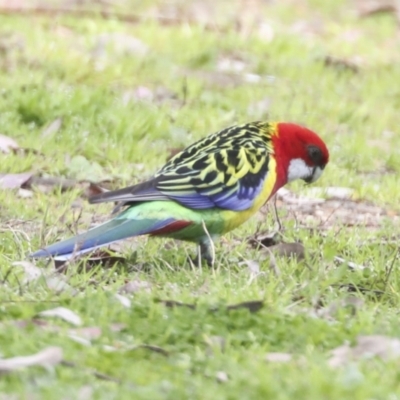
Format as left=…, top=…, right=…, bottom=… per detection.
left=149, top=220, right=192, bottom=236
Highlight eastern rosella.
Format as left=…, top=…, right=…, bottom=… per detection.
left=31, top=121, right=329, bottom=265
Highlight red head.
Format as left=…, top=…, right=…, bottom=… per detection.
left=272, top=122, right=329, bottom=188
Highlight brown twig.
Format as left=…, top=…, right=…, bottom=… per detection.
left=61, top=360, right=129, bottom=384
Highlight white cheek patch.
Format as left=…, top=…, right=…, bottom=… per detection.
left=287, top=158, right=313, bottom=182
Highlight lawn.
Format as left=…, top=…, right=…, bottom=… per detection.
left=1, top=0, right=400, bottom=398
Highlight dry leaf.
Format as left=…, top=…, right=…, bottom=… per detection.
left=276, top=187, right=325, bottom=205
left=30, top=176, right=77, bottom=192
left=79, top=251, right=126, bottom=269
left=0, top=172, right=33, bottom=190
left=265, top=352, right=293, bottom=363
left=17, top=188, right=33, bottom=198
left=316, top=296, right=365, bottom=320
left=69, top=327, right=102, bottom=340
left=0, top=347, right=63, bottom=372
left=324, top=56, right=359, bottom=73
left=329, top=335, right=400, bottom=368
left=305, top=187, right=355, bottom=200
left=12, top=261, right=77, bottom=294
left=77, top=385, right=93, bottom=400
left=238, top=260, right=260, bottom=275
left=266, top=247, right=280, bottom=276
left=93, top=33, right=148, bottom=58
left=68, top=335, right=91, bottom=346
left=45, top=275, right=78, bottom=295
left=37, top=307, right=82, bottom=326
left=269, top=242, right=305, bottom=261
left=0, top=134, right=19, bottom=153
left=134, top=344, right=169, bottom=356
left=41, top=118, right=62, bottom=138
left=12, top=261, right=42, bottom=282
left=109, top=323, right=127, bottom=332
left=157, top=299, right=196, bottom=309
left=119, top=279, right=152, bottom=294
left=226, top=300, right=264, bottom=313
left=356, top=0, right=399, bottom=18
left=248, top=231, right=281, bottom=248
left=204, top=335, right=226, bottom=354
left=216, top=371, right=229, bottom=383
left=114, top=294, right=131, bottom=308
left=334, top=256, right=368, bottom=271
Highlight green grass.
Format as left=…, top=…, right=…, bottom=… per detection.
left=1, top=0, right=400, bottom=398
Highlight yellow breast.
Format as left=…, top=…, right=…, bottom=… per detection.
left=222, top=157, right=277, bottom=233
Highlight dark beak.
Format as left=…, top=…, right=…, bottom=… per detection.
left=303, top=167, right=317, bottom=184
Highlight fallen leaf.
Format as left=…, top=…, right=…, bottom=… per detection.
left=79, top=251, right=126, bottom=269
left=238, top=259, right=260, bottom=275
left=265, top=352, right=293, bottom=363
left=68, top=335, right=92, bottom=346
left=134, top=344, right=169, bottom=356
left=77, top=385, right=93, bottom=400
left=93, top=33, right=148, bottom=58
left=69, top=327, right=102, bottom=340
left=114, top=294, right=131, bottom=308
left=204, top=335, right=226, bottom=354
left=37, top=307, right=82, bottom=326
left=266, top=247, right=280, bottom=276
left=67, top=155, right=110, bottom=182
left=269, top=242, right=305, bottom=261
left=216, top=371, right=229, bottom=383
left=276, top=187, right=325, bottom=205
left=248, top=231, right=281, bottom=248
left=12, top=261, right=42, bottom=282
left=159, top=299, right=263, bottom=313
left=17, top=188, right=33, bottom=198
left=324, top=56, right=359, bottom=73
left=61, top=360, right=123, bottom=384
left=305, top=187, right=355, bottom=200
left=12, top=261, right=77, bottom=294
left=0, top=172, right=33, bottom=190
left=356, top=0, right=399, bottom=18
left=157, top=299, right=196, bottom=309
left=0, top=134, right=19, bottom=153
left=1, top=318, right=49, bottom=330
left=41, top=118, right=62, bottom=138
left=217, top=56, right=247, bottom=73
left=257, top=22, right=275, bottom=42
left=45, top=275, right=78, bottom=295
left=109, top=323, right=127, bottom=332
left=30, top=176, right=77, bottom=192
left=226, top=300, right=264, bottom=313
left=136, top=85, right=156, bottom=100
left=329, top=335, right=400, bottom=368
left=119, top=279, right=152, bottom=294
left=0, top=347, right=63, bottom=372
left=316, top=296, right=365, bottom=319
left=334, top=256, right=368, bottom=271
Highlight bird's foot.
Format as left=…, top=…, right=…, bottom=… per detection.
left=191, top=240, right=214, bottom=267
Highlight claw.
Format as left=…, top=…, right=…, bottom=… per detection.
left=190, top=240, right=214, bottom=267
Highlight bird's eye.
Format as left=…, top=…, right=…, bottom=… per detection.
left=307, top=145, right=323, bottom=166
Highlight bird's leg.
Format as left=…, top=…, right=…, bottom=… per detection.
left=193, top=238, right=214, bottom=267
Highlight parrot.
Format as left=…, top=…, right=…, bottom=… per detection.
left=30, top=121, right=329, bottom=266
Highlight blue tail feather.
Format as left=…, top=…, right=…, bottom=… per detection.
left=30, top=217, right=174, bottom=260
